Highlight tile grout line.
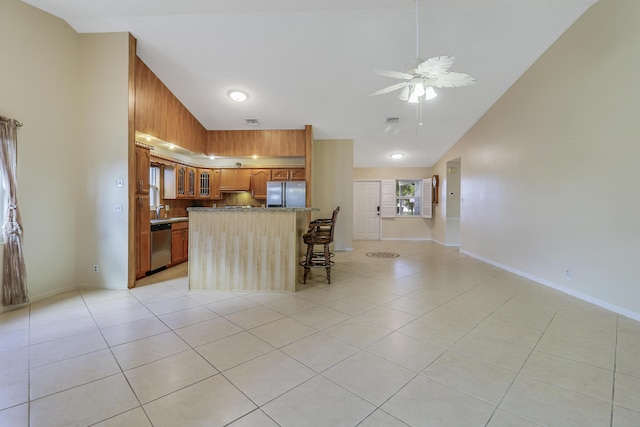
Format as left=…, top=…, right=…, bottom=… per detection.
left=484, top=309, right=558, bottom=427
left=610, top=314, right=618, bottom=427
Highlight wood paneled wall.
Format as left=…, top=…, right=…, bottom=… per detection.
left=206, top=129, right=306, bottom=157
left=134, top=57, right=205, bottom=153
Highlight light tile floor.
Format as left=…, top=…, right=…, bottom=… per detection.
left=1, top=241, right=640, bottom=426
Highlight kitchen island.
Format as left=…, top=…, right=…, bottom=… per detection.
left=187, top=207, right=316, bottom=292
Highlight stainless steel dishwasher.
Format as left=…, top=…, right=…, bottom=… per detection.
left=150, top=223, right=172, bottom=271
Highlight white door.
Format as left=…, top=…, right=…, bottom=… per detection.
left=353, top=181, right=380, bottom=240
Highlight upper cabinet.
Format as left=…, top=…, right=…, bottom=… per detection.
left=197, top=168, right=222, bottom=199
left=250, top=169, right=271, bottom=199
left=219, top=169, right=251, bottom=191
left=197, top=169, right=212, bottom=199
left=135, top=57, right=205, bottom=154
left=271, top=168, right=305, bottom=181
left=186, top=166, right=197, bottom=198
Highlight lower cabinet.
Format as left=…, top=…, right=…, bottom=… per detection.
left=171, top=221, right=189, bottom=264
left=135, top=195, right=151, bottom=279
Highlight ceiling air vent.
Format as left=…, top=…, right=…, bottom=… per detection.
left=385, top=117, right=400, bottom=134
left=245, top=118, right=260, bottom=126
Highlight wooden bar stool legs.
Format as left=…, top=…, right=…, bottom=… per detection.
left=301, top=240, right=334, bottom=284
left=300, top=206, right=339, bottom=284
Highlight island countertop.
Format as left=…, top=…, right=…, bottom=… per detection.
left=187, top=208, right=315, bottom=292
left=187, top=207, right=317, bottom=212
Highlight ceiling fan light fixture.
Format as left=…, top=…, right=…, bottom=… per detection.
left=424, top=86, right=437, bottom=100
left=398, top=85, right=410, bottom=101
left=370, top=0, right=475, bottom=104
left=228, top=90, right=248, bottom=102
left=407, top=85, right=421, bottom=104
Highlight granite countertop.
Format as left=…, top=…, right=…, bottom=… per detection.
left=188, top=207, right=318, bottom=212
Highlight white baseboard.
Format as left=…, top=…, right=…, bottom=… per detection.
left=431, top=239, right=460, bottom=247
left=380, top=237, right=431, bottom=241
left=461, top=249, right=640, bottom=322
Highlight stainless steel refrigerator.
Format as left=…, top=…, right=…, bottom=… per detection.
left=266, top=181, right=306, bottom=207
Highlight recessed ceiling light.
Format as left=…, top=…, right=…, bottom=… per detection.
left=390, top=153, right=404, bottom=160
left=228, top=90, right=248, bottom=102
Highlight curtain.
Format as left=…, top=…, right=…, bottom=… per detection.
left=0, top=116, right=28, bottom=305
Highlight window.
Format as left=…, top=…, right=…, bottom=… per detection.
left=150, top=166, right=160, bottom=209
left=381, top=178, right=432, bottom=218
left=396, top=179, right=422, bottom=216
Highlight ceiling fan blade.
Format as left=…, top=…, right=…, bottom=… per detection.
left=432, top=72, right=477, bottom=88
left=415, top=55, right=455, bottom=76
left=370, top=82, right=409, bottom=96
left=374, top=69, right=413, bottom=80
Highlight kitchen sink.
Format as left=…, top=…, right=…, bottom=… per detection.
left=150, top=216, right=188, bottom=225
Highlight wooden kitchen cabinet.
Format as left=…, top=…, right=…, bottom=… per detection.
left=171, top=221, right=189, bottom=264
left=210, top=169, right=221, bottom=199
left=250, top=169, right=271, bottom=199
left=176, top=165, right=186, bottom=197
left=197, top=168, right=222, bottom=200
left=186, top=167, right=196, bottom=198
left=175, top=164, right=196, bottom=198
left=290, top=168, right=305, bottom=181
left=135, top=195, right=151, bottom=278
left=271, top=169, right=289, bottom=181
left=197, top=168, right=212, bottom=199
left=135, top=146, right=150, bottom=194
left=271, top=168, right=305, bottom=181
left=135, top=145, right=152, bottom=279
left=219, top=169, right=251, bottom=191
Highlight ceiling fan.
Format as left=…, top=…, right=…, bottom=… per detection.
left=370, top=0, right=476, bottom=103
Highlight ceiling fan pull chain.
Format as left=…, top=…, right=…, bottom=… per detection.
left=415, top=0, right=420, bottom=59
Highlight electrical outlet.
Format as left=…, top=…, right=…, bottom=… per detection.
left=115, top=204, right=123, bottom=213
left=565, top=267, right=572, bottom=280
left=165, top=205, right=170, bottom=211
left=93, top=265, right=99, bottom=272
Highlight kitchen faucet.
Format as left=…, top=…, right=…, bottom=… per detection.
left=156, top=205, right=164, bottom=219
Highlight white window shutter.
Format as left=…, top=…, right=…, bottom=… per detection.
left=421, top=178, right=432, bottom=218
left=380, top=179, right=396, bottom=217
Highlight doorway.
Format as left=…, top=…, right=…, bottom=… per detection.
left=353, top=181, right=380, bottom=240
left=446, top=158, right=461, bottom=246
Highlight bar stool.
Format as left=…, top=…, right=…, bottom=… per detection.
left=300, top=206, right=339, bottom=284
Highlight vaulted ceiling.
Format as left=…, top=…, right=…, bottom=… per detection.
left=23, top=0, right=599, bottom=167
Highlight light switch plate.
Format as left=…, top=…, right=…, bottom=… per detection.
left=116, top=179, right=123, bottom=188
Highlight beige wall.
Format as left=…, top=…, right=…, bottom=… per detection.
left=1, top=0, right=80, bottom=308
left=432, top=0, right=640, bottom=318
left=76, top=33, right=130, bottom=289
left=0, top=0, right=129, bottom=310
left=312, top=139, right=353, bottom=251
left=354, top=167, right=433, bottom=240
